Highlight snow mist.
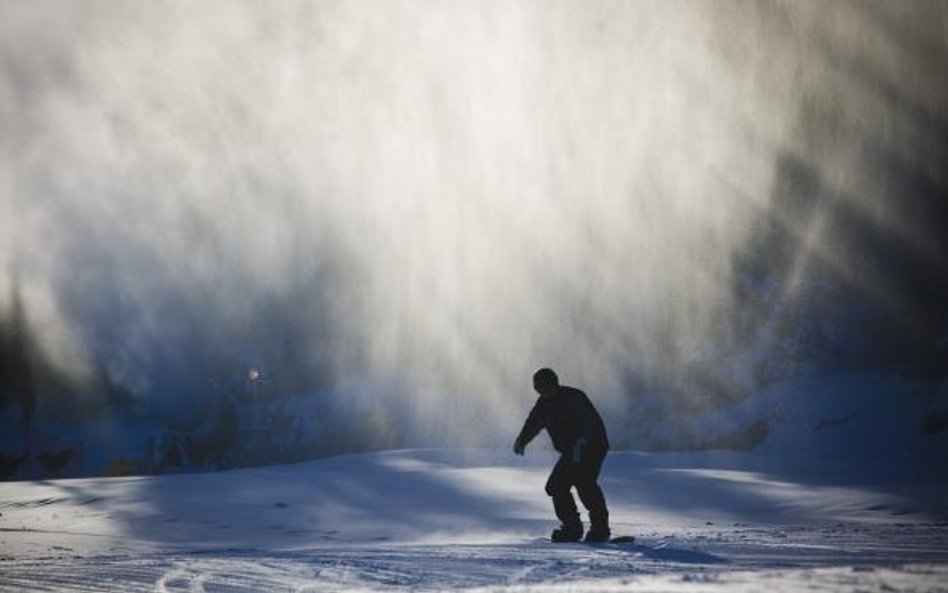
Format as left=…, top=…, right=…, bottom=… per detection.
left=1, top=1, right=946, bottom=462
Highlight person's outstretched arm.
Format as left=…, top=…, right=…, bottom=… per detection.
left=513, top=399, right=544, bottom=455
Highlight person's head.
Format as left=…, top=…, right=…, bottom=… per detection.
left=533, top=367, right=559, bottom=397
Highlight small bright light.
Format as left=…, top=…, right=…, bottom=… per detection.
left=248, top=368, right=261, bottom=381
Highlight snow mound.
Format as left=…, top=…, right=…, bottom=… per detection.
left=638, top=373, right=948, bottom=483
left=1, top=447, right=946, bottom=592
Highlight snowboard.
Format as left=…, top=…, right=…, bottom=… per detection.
left=544, top=535, right=636, bottom=545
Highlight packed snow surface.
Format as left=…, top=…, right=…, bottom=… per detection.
left=1, top=446, right=946, bottom=592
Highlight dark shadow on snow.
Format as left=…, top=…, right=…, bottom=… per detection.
left=627, top=542, right=728, bottom=565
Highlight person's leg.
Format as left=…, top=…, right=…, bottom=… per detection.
left=545, top=455, right=582, bottom=540
left=575, top=447, right=609, bottom=540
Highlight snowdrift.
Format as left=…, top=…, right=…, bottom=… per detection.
left=1, top=447, right=946, bottom=592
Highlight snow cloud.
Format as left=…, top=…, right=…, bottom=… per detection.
left=2, top=1, right=945, bottom=447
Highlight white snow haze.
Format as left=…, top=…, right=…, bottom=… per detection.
left=3, top=1, right=945, bottom=450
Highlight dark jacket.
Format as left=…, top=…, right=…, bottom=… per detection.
left=516, top=385, right=609, bottom=454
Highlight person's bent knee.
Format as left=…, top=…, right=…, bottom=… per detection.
left=545, top=480, right=570, bottom=497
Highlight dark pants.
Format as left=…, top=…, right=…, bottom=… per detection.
left=544, top=447, right=609, bottom=530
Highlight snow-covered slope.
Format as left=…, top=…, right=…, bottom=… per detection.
left=1, top=447, right=946, bottom=592
left=632, top=372, right=948, bottom=482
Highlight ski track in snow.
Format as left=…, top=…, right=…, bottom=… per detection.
left=1, top=449, right=946, bottom=592
left=2, top=530, right=948, bottom=592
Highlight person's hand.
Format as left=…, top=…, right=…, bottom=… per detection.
left=513, top=439, right=526, bottom=456
left=572, top=437, right=588, bottom=463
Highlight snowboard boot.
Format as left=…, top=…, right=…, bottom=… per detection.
left=584, top=510, right=610, bottom=542
left=551, top=522, right=584, bottom=543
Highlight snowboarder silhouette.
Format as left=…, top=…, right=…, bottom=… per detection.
left=514, top=368, right=611, bottom=542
